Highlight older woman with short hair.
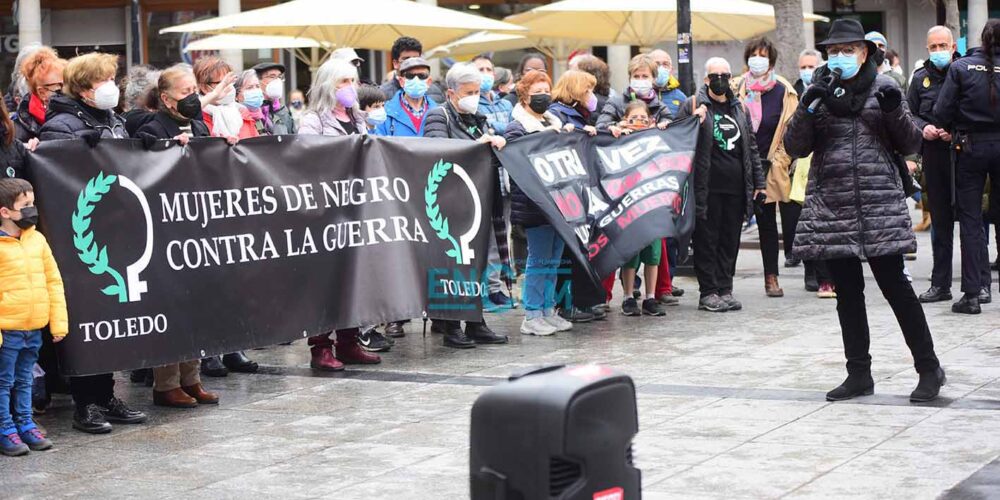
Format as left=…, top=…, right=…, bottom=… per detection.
left=423, top=63, right=509, bottom=348
left=39, top=52, right=126, bottom=141
left=15, top=47, right=66, bottom=141
left=193, top=56, right=252, bottom=140
left=235, top=69, right=270, bottom=135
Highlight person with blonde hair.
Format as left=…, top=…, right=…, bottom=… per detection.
left=39, top=52, right=126, bottom=143
left=15, top=47, right=66, bottom=141
left=549, top=70, right=599, bottom=132
left=597, top=54, right=672, bottom=136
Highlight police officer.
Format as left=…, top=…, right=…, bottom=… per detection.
left=934, top=19, right=1000, bottom=315
left=909, top=26, right=960, bottom=304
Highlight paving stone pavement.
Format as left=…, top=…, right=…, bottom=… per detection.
left=4, top=211, right=1000, bottom=500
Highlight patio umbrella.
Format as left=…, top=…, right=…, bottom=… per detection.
left=161, top=0, right=526, bottom=51
left=183, top=34, right=333, bottom=71
left=505, top=0, right=827, bottom=46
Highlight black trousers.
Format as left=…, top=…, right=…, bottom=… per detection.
left=804, top=259, right=832, bottom=283
left=694, top=192, right=745, bottom=297
left=555, top=247, right=605, bottom=308
left=755, top=201, right=802, bottom=275
left=70, top=373, right=116, bottom=408
left=923, top=142, right=956, bottom=288
left=827, top=255, right=940, bottom=375
left=954, top=138, right=1000, bottom=293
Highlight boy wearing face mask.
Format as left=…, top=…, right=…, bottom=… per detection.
left=677, top=57, right=766, bottom=313
left=358, top=85, right=388, bottom=135
left=252, top=62, right=297, bottom=135
left=0, top=178, right=67, bottom=456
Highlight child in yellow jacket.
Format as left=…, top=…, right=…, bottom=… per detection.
left=0, top=178, right=67, bottom=457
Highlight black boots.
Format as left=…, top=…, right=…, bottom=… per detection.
left=910, top=367, right=946, bottom=403
left=825, top=373, right=875, bottom=401
left=918, top=286, right=952, bottom=303
left=952, top=293, right=982, bottom=315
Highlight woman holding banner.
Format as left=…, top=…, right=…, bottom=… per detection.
left=134, top=65, right=222, bottom=408
left=38, top=52, right=147, bottom=433
left=504, top=69, right=579, bottom=336
left=423, top=62, right=510, bottom=348
left=298, top=58, right=386, bottom=369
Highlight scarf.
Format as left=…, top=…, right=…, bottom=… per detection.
left=743, top=71, right=778, bottom=132
left=28, top=94, right=46, bottom=125
left=821, top=59, right=878, bottom=118
left=204, top=102, right=245, bottom=137
left=246, top=105, right=273, bottom=131
left=510, top=103, right=563, bottom=133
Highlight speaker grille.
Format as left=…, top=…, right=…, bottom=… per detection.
left=549, top=456, right=582, bottom=496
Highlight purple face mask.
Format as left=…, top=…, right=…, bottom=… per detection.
left=336, top=85, right=358, bottom=108
left=586, top=93, right=598, bottom=112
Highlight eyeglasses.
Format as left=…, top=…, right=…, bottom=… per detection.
left=264, top=75, right=286, bottom=82
left=627, top=116, right=650, bottom=125
left=40, top=82, right=63, bottom=92
left=826, top=45, right=861, bottom=57
left=403, top=73, right=430, bottom=80
left=707, top=73, right=731, bottom=79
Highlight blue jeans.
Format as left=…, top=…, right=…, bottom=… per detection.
left=0, top=330, right=42, bottom=434
left=524, top=225, right=565, bottom=319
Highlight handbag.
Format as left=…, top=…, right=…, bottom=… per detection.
left=789, top=155, right=811, bottom=203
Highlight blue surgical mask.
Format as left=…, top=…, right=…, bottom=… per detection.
left=403, top=77, right=429, bottom=99
left=242, top=88, right=264, bottom=109
left=827, top=54, right=861, bottom=79
left=800, top=68, right=814, bottom=86
left=480, top=74, right=495, bottom=94
left=655, top=66, right=670, bottom=88
left=929, top=50, right=952, bottom=69
left=366, top=107, right=387, bottom=125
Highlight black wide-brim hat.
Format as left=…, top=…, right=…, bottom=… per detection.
left=817, top=19, right=878, bottom=56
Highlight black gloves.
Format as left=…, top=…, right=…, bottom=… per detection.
left=79, top=129, right=101, bottom=148
left=800, top=78, right=830, bottom=113
left=875, top=86, right=902, bottom=113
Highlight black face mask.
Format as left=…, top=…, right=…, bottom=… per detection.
left=175, top=93, right=202, bottom=120
left=14, top=206, right=37, bottom=229
left=871, top=48, right=886, bottom=67
left=708, top=74, right=731, bottom=96
left=528, top=94, right=551, bottom=114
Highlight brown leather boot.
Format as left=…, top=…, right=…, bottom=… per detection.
left=765, top=274, right=784, bottom=297
left=913, top=211, right=931, bottom=232
left=182, top=384, right=219, bottom=405
left=153, top=388, right=198, bottom=408
left=336, top=329, right=381, bottom=365
left=310, top=345, right=345, bottom=372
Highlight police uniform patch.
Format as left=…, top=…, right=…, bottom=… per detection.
left=923, top=76, right=931, bottom=88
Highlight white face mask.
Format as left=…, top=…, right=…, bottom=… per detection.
left=265, top=79, right=283, bottom=101
left=366, top=107, right=387, bottom=125
left=218, top=86, right=236, bottom=105
left=630, top=78, right=653, bottom=96
left=91, top=80, right=120, bottom=110
left=748, top=55, right=770, bottom=76
left=457, top=94, right=479, bottom=114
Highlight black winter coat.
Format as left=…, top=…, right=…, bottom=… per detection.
left=676, top=86, right=765, bottom=220
left=12, top=98, right=42, bottom=142
left=0, top=124, right=29, bottom=179
left=784, top=74, right=921, bottom=261
left=123, top=109, right=156, bottom=138
left=596, top=89, right=673, bottom=130
left=39, top=94, right=127, bottom=141
left=422, top=102, right=490, bottom=140
left=934, top=47, right=1000, bottom=132
left=907, top=57, right=955, bottom=133
left=135, top=110, right=210, bottom=140
left=503, top=120, right=550, bottom=227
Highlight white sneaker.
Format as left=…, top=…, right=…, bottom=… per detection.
left=543, top=314, right=573, bottom=332
left=521, top=317, right=557, bottom=336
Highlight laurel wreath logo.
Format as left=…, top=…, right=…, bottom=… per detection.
left=425, top=160, right=463, bottom=264
left=72, top=172, right=128, bottom=303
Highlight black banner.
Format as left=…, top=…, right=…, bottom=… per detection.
left=30, top=135, right=496, bottom=376
left=497, top=119, right=698, bottom=282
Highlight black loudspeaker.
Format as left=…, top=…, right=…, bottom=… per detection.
left=470, top=364, right=641, bottom=500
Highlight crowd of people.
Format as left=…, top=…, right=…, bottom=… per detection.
left=3, top=17, right=1000, bottom=456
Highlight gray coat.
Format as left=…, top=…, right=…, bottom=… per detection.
left=268, top=103, right=297, bottom=135
left=784, top=74, right=921, bottom=261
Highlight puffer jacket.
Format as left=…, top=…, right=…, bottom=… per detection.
left=422, top=102, right=491, bottom=140
left=12, top=97, right=43, bottom=142
left=0, top=227, right=68, bottom=342
left=676, top=86, right=765, bottom=220
left=596, top=88, right=673, bottom=130
left=39, top=94, right=127, bottom=141
left=784, top=73, right=921, bottom=261
left=504, top=104, right=565, bottom=227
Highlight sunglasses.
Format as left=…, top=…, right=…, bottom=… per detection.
left=403, top=73, right=430, bottom=80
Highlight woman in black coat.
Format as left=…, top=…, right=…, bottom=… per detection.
left=784, top=19, right=945, bottom=403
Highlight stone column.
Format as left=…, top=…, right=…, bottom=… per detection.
left=219, top=0, right=244, bottom=70
left=18, top=0, right=43, bottom=48
left=968, top=0, right=988, bottom=48
left=607, top=45, right=631, bottom=93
